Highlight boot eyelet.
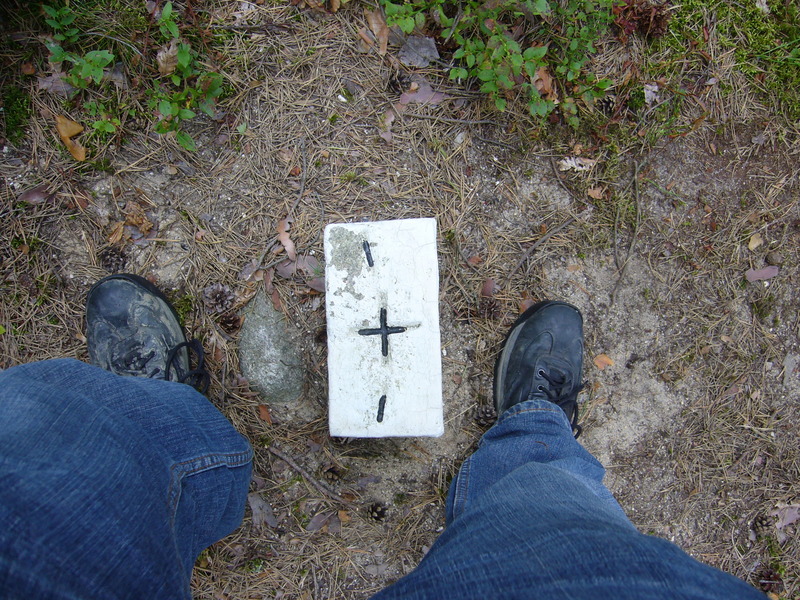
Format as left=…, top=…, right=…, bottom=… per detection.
left=537, top=369, right=546, bottom=377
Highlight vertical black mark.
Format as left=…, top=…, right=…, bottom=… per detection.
left=377, top=395, right=387, bottom=422
left=362, top=240, right=374, bottom=267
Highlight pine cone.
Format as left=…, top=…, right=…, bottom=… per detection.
left=322, top=465, right=344, bottom=483
left=475, top=405, right=497, bottom=427
left=99, top=247, right=127, bottom=273
left=367, top=502, right=387, bottom=522
left=218, top=311, right=242, bottom=334
left=752, top=514, right=773, bottom=539
left=596, top=94, right=617, bottom=116
left=753, top=565, right=783, bottom=593
left=203, top=283, right=235, bottom=313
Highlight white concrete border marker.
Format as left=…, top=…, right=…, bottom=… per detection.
left=324, top=218, right=443, bottom=437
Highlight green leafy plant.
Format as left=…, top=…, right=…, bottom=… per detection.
left=381, top=0, right=615, bottom=124
left=42, top=4, right=79, bottom=44
left=146, top=2, right=225, bottom=150
left=41, top=2, right=227, bottom=153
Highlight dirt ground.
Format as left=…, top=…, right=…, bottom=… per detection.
left=2, top=2, right=799, bottom=598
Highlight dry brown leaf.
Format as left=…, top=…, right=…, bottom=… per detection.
left=277, top=218, right=297, bottom=260
left=587, top=187, right=604, bottom=200
left=55, top=115, right=86, bottom=161
left=466, top=254, right=483, bottom=266
left=747, top=232, right=764, bottom=251
left=533, top=66, right=556, bottom=100
left=21, top=62, right=35, bottom=75
left=277, top=148, right=294, bottom=163
left=364, top=9, right=389, bottom=56
left=270, top=288, right=282, bottom=311
left=593, top=353, right=615, bottom=370
left=157, top=40, right=178, bottom=76
left=720, top=335, right=734, bottom=344
left=107, top=221, right=125, bottom=244
left=329, top=0, right=340, bottom=11
left=480, top=278, right=500, bottom=298
left=398, top=80, right=448, bottom=106
left=17, top=184, right=50, bottom=205
left=338, top=510, right=351, bottom=523
left=257, top=404, right=273, bottom=424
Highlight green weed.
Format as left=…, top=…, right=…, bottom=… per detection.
left=380, top=0, right=614, bottom=124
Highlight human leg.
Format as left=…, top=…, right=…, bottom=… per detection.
left=0, top=274, right=253, bottom=599
left=373, top=302, right=764, bottom=600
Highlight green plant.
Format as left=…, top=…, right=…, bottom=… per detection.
left=1, top=85, right=32, bottom=144
left=146, top=3, right=224, bottom=151
left=41, top=2, right=226, bottom=154
left=380, top=0, right=614, bottom=123
left=42, top=4, right=79, bottom=44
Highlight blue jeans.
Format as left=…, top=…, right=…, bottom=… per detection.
left=0, top=361, right=763, bottom=599
left=0, top=359, right=252, bottom=599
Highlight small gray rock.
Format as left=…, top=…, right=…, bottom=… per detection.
left=766, top=251, right=784, bottom=266
left=238, top=290, right=304, bottom=403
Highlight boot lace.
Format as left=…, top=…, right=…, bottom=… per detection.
left=166, top=339, right=210, bottom=394
left=537, top=368, right=586, bottom=438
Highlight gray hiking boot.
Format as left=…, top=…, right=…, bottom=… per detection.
left=86, top=274, right=209, bottom=392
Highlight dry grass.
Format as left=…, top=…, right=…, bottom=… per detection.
left=2, top=1, right=800, bottom=598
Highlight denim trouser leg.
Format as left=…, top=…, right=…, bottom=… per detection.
left=0, top=359, right=253, bottom=600
left=373, top=399, right=765, bottom=600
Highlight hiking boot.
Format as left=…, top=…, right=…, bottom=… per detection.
left=494, top=300, right=585, bottom=437
left=86, top=273, right=210, bottom=393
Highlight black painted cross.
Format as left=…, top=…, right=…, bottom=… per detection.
left=358, top=307, right=407, bottom=357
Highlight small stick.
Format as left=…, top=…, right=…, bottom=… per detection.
left=267, top=444, right=351, bottom=505
left=505, top=217, right=575, bottom=285
left=610, top=162, right=642, bottom=306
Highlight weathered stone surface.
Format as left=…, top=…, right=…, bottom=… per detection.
left=238, top=290, right=304, bottom=403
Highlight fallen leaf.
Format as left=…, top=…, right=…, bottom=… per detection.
left=532, top=66, right=557, bottom=101
left=257, top=404, right=272, bottom=424
left=21, top=62, right=35, bottom=75
left=364, top=9, right=389, bottom=56
left=557, top=156, right=597, bottom=172
left=69, top=188, right=91, bottom=210
left=55, top=115, right=86, bottom=161
left=593, top=353, right=615, bottom=370
left=338, top=510, right=351, bottom=523
left=289, top=166, right=301, bottom=177
left=378, top=109, right=396, bottom=143
left=107, top=221, right=125, bottom=244
left=306, top=511, right=334, bottom=532
left=480, top=278, right=500, bottom=298
left=747, top=233, right=764, bottom=251
left=157, top=40, right=178, bottom=76
left=306, top=277, right=325, bottom=292
left=17, top=184, right=50, bottom=205
left=398, top=79, right=448, bottom=106
left=466, top=254, right=483, bottom=266
left=277, top=148, right=294, bottom=163
left=330, top=0, right=340, bottom=11
left=247, top=492, right=278, bottom=530
left=37, top=73, right=76, bottom=97
left=277, top=218, right=296, bottom=261
left=643, top=82, right=660, bottom=105
left=519, top=297, right=536, bottom=313
left=587, top=187, right=604, bottom=200
left=720, top=335, right=734, bottom=344
left=270, top=288, right=282, bottom=311
left=771, top=504, right=800, bottom=530
left=745, top=266, right=779, bottom=282
left=398, top=36, right=440, bottom=68
left=239, top=258, right=261, bottom=281
left=452, top=374, right=463, bottom=385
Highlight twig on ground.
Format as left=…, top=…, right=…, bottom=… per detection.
left=504, top=217, right=576, bottom=285
left=610, top=162, right=642, bottom=306
left=267, top=444, right=352, bottom=506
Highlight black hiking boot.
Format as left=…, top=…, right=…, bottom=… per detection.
left=86, top=273, right=210, bottom=393
left=493, top=301, right=585, bottom=437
